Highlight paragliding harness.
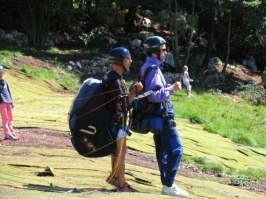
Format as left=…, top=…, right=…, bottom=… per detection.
left=129, top=65, right=167, bottom=134
left=68, top=74, right=129, bottom=158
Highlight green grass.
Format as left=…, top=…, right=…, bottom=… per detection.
left=172, top=89, right=266, bottom=148
left=239, top=168, right=266, bottom=180
left=19, top=65, right=32, bottom=73
left=59, top=72, right=80, bottom=91
left=0, top=54, right=13, bottom=68
left=18, top=64, right=79, bottom=91
left=32, top=68, right=59, bottom=79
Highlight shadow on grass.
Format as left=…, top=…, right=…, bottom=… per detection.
left=25, top=183, right=116, bottom=193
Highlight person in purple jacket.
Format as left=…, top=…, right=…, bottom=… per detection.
left=0, top=65, right=19, bottom=140
left=141, top=36, right=188, bottom=197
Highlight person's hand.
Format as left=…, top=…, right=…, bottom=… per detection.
left=171, top=82, right=182, bottom=91
left=132, top=82, right=143, bottom=92
left=190, top=79, right=194, bottom=82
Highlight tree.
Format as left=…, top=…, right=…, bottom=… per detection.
left=15, top=0, right=73, bottom=46
left=184, top=0, right=197, bottom=66
left=222, top=2, right=232, bottom=73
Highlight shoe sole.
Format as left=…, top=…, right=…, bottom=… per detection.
left=162, top=192, right=188, bottom=198
left=4, top=137, right=19, bottom=140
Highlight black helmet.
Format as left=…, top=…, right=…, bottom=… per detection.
left=143, top=36, right=166, bottom=55
left=107, top=47, right=131, bottom=66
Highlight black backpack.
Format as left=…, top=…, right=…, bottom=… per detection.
left=130, top=66, right=166, bottom=134
left=68, top=75, right=120, bottom=158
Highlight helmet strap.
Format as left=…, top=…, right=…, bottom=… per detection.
left=122, top=65, right=127, bottom=73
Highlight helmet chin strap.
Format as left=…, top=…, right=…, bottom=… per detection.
left=122, top=65, right=128, bottom=73
left=156, top=52, right=162, bottom=61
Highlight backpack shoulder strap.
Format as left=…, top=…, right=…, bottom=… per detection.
left=139, top=65, right=159, bottom=82
left=103, top=72, right=129, bottom=120
left=102, top=73, right=120, bottom=84
left=136, top=65, right=159, bottom=99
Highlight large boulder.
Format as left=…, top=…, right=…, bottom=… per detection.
left=242, top=56, right=257, bottom=70
left=208, top=57, right=222, bottom=69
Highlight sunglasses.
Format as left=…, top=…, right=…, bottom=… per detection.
left=160, top=48, right=167, bottom=52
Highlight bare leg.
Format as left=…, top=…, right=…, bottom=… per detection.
left=107, top=136, right=127, bottom=187
left=188, top=90, right=191, bottom=96
left=115, top=136, right=127, bottom=187
left=111, top=154, right=115, bottom=171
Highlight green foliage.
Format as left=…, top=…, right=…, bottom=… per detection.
left=79, top=26, right=114, bottom=49
left=0, top=50, right=23, bottom=57
left=32, top=68, right=59, bottom=80
left=201, top=162, right=224, bottom=174
left=53, top=57, right=65, bottom=69
left=60, top=73, right=80, bottom=91
left=232, top=84, right=266, bottom=105
left=0, top=49, right=22, bottom=69
left=0, top=54, right=13, bottom=68
left=17, top=57, right=79, bottom=91
left=192, top=156, right=206, bottom=165
left=227, top=168, right=238, bottom=175
left=187, top=59, right=201, bottom=69
left=183, top=156, right=265, bottom=182
left=230, top=175, right=251, bottom=186
left=19, top=66, right=32, bottom=74
left=189, top=115, right=205, bottom=124
left=150, top=11, right=169, bottom=31
left=182, top=156, right=224, bottom=174
left=239, top=168, right=266, bottom=180
left=208, top=88, right=222, bottom=95
left=230, top=133, right=258, bottom=147
left=192, top=157, right=224, bottom=174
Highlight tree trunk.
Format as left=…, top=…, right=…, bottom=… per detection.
left=184, top=0, right=196, bottom=65
left=201, top=13, right=215, bottom=69
left=222, top=6, right=232, bottom=73
left=124, top=6, right=138, bottom=33
left=174, top=0, right=179, bottom=71
left=168, top=0, right=177, bottom=70
left=26, top=0, right=37, bottom=45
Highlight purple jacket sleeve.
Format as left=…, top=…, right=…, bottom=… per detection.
left=145, top=68, right=173, bottom=103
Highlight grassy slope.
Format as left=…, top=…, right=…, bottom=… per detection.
left=0, top=70, right=266, bottom=199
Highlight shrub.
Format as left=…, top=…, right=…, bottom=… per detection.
left=230, top=175, right=251, bottom=186
left=20, top=66, right=32, bottom=74
left=79, top=26, right=115, bottom=49
left=0, top=55, right=13, bottom=68
left=233, top=84, right=266, bottom=105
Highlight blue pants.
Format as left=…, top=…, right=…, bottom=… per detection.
left=153, top=123, right=183, bottom=185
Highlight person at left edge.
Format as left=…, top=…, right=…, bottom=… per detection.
left=105, top=47, right=143, bottom=192
left=0, top=65, right=19, bottom=140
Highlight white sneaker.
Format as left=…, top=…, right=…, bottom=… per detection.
left=162, top=184, right=189, bottom=198
left=189, top=94, right=193, bottom=97
left=187, top=95, right=191, bottom=98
